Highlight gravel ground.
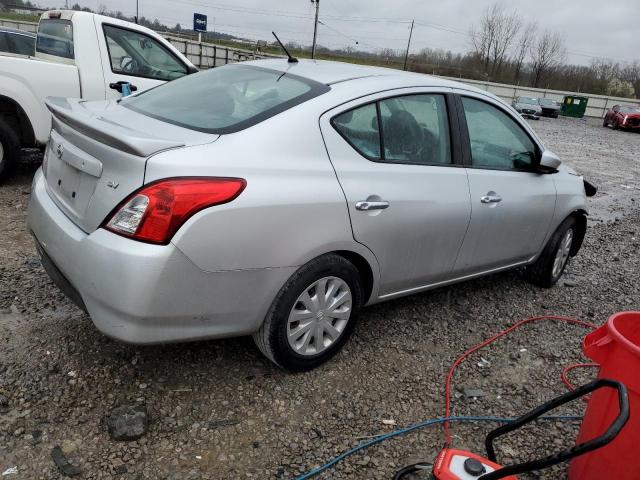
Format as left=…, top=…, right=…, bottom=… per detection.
left=1, top=117, right=639, bottom=479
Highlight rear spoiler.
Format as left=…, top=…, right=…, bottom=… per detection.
left=46, top=97, right=185, bottom=157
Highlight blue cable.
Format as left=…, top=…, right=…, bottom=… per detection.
left=294, top=414, right=582, bottom=480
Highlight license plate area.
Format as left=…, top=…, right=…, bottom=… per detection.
left=45, top=131, right=102, bottom=222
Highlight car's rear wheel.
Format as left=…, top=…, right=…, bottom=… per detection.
left=526, top=216, right=576, bottom=288
left=603, top=117, right=609, bottom=127
left=253, top=254, right=363, bottom=371
left=0, top=117, right=20, bottom=179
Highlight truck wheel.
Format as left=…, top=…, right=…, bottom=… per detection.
left=253, top=254, right=363, bottom=371
left=525, top=216, right=577, bottom=288
left=0, top=118, right=20, bottom=179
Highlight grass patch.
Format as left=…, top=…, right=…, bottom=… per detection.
left=0, top=12, right=39, bottom=23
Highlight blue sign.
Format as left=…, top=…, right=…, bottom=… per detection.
left=193, top=13, right=207, bottom=32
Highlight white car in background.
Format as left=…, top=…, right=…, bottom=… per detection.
left=0, top=10, right=196, bottom=178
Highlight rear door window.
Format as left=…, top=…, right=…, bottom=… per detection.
left=0, top=33, right=9, bottom=53
left=8, top=33, right=35, bottom=55
left=379, top=94, right=451, bottom=165
left=103, top=25, right=187, bottom=81
left=332, top=93, right=452, bottom=165
left=332, top=104, right=381, bottom=160
left=36, top=19, right=74, bottom=59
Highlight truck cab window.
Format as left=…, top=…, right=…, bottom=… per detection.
left=103, top=25, right=187, bottom=81
left=36, top=19, right=74, bottom=59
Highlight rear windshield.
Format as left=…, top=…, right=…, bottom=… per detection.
left=519, top=97, right=538, bottom=105
left=122, top=65, right=330, bottom=134
left=36, top=19, right=74, bottom=59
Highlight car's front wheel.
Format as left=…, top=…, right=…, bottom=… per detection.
left=526, top=216, right=577, bottom=288
left=253, top=254, right=363, bottom=371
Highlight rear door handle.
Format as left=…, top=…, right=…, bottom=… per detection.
left=355, top=200, right=389, bottom=211
left=480, top=192, right=502, bottom=204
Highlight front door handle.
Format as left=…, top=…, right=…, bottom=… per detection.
left=480, top=192, right=502, bottom=204
left=355, top=200, right=390, bottom=211
left=109, top=81, right=138, bottom=94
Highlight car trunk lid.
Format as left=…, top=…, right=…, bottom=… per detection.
left=44, top=97, right=218, bottom=233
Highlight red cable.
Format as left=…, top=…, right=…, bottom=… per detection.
left=561, top=363, right=600, bottom=391
left=443, top=315, right=599, bottom=446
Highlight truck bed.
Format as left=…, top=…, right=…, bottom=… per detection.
left=0, top=53, right=80, bottom=145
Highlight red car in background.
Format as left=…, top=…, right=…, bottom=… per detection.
left=603, top=105, right=640, bottom=131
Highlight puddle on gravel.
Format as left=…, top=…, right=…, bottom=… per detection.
left=0, top=305, right=23, bottom=331
left=588, top=187, right=638, bottom=224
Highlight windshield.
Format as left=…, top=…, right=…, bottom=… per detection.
left=518, top=97, right=538, bottom=105
left=123, top=65, right=330, bottom=134
left=539, top=98, right=558, bottom=106
left=620, top=106, right=640, bottom=114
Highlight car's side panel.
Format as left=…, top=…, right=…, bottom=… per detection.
left=452, top=90, right=557, bottom=273
left=319, top=87, right=474, bottom=296
left=148, top=103, right=381, bottom=297
left=551, top=165, right=589, bottom=227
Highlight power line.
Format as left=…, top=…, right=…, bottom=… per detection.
left=50, top=0, right=640, bottom=65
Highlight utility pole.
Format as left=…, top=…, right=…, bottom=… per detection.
left=135, top=0, right=139, bottom=24
left=403, top=19, right=414, bottom=71
left=311, top=0, right=320, bottom=59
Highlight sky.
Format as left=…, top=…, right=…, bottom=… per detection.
left=38, top=0, right=639, bottom=65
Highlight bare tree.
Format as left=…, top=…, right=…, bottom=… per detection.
left=470, top=3, right=522, bottom=79
left=530, top=30, right=565, bottom=87
left=513, top=21, right=537, bottom=83
left=620, top=61, right=640, bottom=98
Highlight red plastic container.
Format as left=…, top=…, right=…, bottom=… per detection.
left=569, top=311, right=640, bottom=480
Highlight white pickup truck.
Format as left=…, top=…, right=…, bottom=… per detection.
left=0, top=10, right=197, bottom=177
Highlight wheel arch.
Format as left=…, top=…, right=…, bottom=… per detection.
left=0, top=95, right=36, bottom=147
left=333, top=249, right=376, bottom=305
left=569, top=209, right=588, bottom=256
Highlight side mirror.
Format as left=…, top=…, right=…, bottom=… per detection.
left=538, top=150, right=561, bottom=173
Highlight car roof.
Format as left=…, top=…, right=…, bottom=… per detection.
left=0, top=27, right=36, bottom=37
left=241, top=58, right=487, bottom=92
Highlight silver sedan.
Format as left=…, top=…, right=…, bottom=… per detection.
left=28, top=59, right=592, bottom=370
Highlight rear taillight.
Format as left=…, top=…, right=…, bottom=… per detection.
left=103, top=177, right=246, bottom=244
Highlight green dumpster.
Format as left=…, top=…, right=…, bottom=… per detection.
left=561, top=95, right=588, bottom=118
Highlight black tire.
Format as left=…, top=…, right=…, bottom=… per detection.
left=526, top=216, right=577, bottom=288
left=612, top=120, right=619, bottom=130
left=603, top=117, right=608, bottom=127
left=0, top=117, right=20, bottom=179
left=253, top=254, right=363, bottom=371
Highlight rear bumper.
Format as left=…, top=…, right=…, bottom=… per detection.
left=28, top=169, right=294, bottom=344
